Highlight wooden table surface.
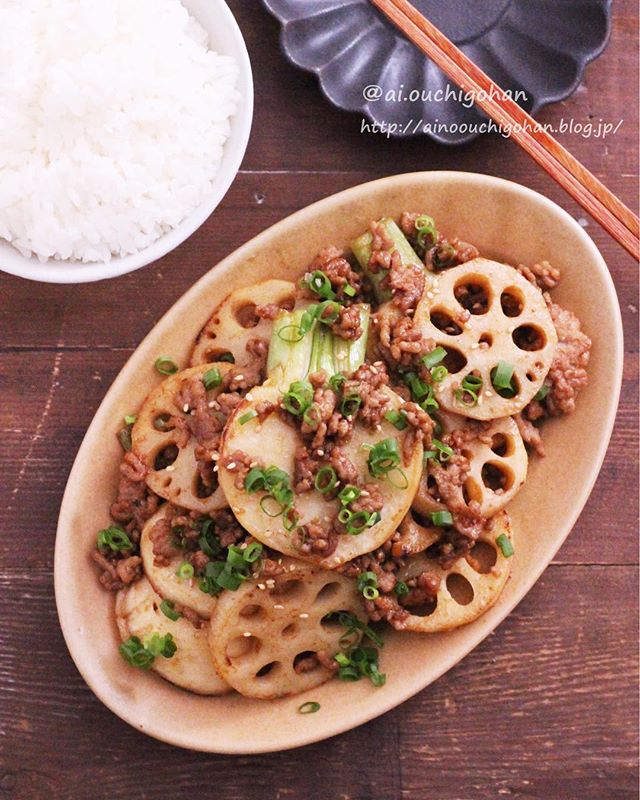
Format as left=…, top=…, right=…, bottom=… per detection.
left=1, top=2, right=638, bottom=798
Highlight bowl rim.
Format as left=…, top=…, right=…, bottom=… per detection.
left=0, top=0, right=254, bottom=285
left=54, top=171, right=624, bottom=752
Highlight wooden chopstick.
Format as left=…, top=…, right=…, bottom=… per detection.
left=370, top=0, right=640, bottom=260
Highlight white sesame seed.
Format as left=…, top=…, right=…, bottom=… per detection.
left=360, top=490, right=370, bottom=497
left=213, top=465, right=219, bottom=473
left=317, top=450, right=324, bottom=457
left=471, top=343, right=480, bottom=350
left=208, top=401, right=215, bottom=408
left=376, top=424, right=382, bottom=431
left=235, top=374, right=245, bottom=382
left=370, top=365, right=378, bottom=374
left=212, top=452, right=220, bottom=461
left=266, top=579, right=275, bottom=589
left=484, top=391, right=494, bottom=398
left=250, top=461, right=259, bottom=468
left=299, top=613, right=309, bottom=619
left=165, top=465, right=175, bottom=472
left=273, top=603, right=284, bottom=609
left=426, top=292, right=434, bottom=300
left=243, top=631, right=252, bottom=637
left=257, top=583, right=266, bottom=590
left=227, top=462, right=236, bottom=470
left=182, top=404, right=189, bottom=413
left=246, top=393, right=254, bottom=401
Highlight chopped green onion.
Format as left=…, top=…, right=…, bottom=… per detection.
left=283, top=380, right=314, bottom=416
left=283, top=507, right=301, bottom=532
left=394, top=581, right=409, bottom=596
left=338, top=508, right=352, bottom=525
left=404, top=371, right=429, bottom=400
left=124, top=414, right=137, bottom=426
left=367, top=438, right=401, bottom=478
left=306, top=270, right=336, bottom=300
left=335, top=644, right=386, bottom=687
left=384, top=410, right=408, bottom=430
left=202, top=367, right=222, bottom=390
left=432, top=439, right=454, bottom=462
left=430, top=510, right=453, bottom=527
left=97, top=526, right=132, bottom=552
left=239, top=410, right=258, bottom=425
left=432, top=243, right=457, bottom=270
left=331, top=611, right=384, bottom=648
left=315, top=466, right=338, bottom=495
left=243, top=541, right=263, bottom=563
left=343, top=285, right=357, bottom=297
left=340, top=393, right=362, bottom=417
left=329, top=373, right=346, bottom=393
left=154, top=356, right=179, bottom=376
left=160, top=600, right=181, bottom=621
left=217, top=352, right=235, bottom=363
left=422, top=346, right=447, bottom=369
left=346, top=511, right=372, bottom=535
left=259, top=495, right=286, bottom=517
left=414, top=214, right=438, bottom=249
left=119, top=636, right=155, bottom=670
left=244, top=467, right=266, bottom=493
left=491, top=361, right=517, bottom=398
left=367, top=511, right=381, bottom=527
left=430, top=365, right=448, bottom=383
left=145, top=632, right=177, bottom=659
left=317, top=300, right=341, bottom=326
left=298, top=701, right=321, bottom=714
left=357, top=571, right=379, bottom=600
left=496, top=533, right=514, bottom=558
left=535, top=384, right=550, bottom=401
left=199, top=519, right=222, bottom=557
left=423, top=450, right=437, bottom=464
left=338, top=485, right=361, bottom=506
left=277, top=324, right=305, bottom=343
left=176, top=561, right=194, bottom=580
left=455, top=374, right=483, bottom=407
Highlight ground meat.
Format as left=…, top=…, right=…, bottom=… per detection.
left=368, top=221, right=394, bottom=272
left=295, top=520, right=338, bottom=557
left=400, top=571, right=441, bottom=607
left=388, top=256, right=425, bottom=313
left=399, top=211, right=421, bottom=239
left=366, top=594, right=410, bottom=629
left=221, top=450, right=254, bottom=490
left=308, top=370, right=327, bottom=389
left=517, top=260, right=561, bottom=291
left=188, top=549, right=209, bottom=574
left=443, top=421, right=492, bottom=451
left=400, top=401, right=435, bottom=463
left=149, top=515, right=181, bottom=566
left=211, top=507, right=245, bottom=548
left=92, top=550, right=123, bottom=592
left=344, top=362, right=390, bottom=430
left=545, top=301, right=591, bottom=416
left=115, top=555, right=142, bottom=585
left=331, top=304, right=363, bottom=340
left=261, top=558, right=286, bottom=578
left=514, top=412, right=546, bottom=458
left=426, top=237, right=479, bottom=270
left=109, top=452, right=159, bottom=542
left=293, top=444, right=321, bottom=493
left=255, top=400, right=278, bottom=422
left=349, top=483, right=383, bottom=515
left=174, top=602, right=204, bottom=629
left=430, top=454, right=485, bottom=541
left=216, top=392, right=243, bottom=418
left=176, top=375, right=222, bottom=450
left=330, top=447, right=358, bottom=485
left=376, top=313, right=434, bottom=369
left=300, top=386, right=339, bottom=449
left=222, top=337, right=268, bottom=392
left=305, top=246, right=362, bottom=302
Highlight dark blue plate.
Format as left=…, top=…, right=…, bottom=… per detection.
left=261, top=0, right=612, bottom=144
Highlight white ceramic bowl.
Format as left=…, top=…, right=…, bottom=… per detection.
left=0, top=0, right=253, bottom=285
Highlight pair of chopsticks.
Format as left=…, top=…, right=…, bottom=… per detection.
left=370, top=0, right=640, bottom=260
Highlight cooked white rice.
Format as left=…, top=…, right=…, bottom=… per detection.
left=0, top=0, right=239, bottom=263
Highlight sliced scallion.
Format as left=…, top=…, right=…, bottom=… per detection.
left=422, top=346, right=447, bottom=369
left=430, top=510, right=453, bottom=527
left=202, top=367, right=222, bottom=390
left=314, top=466, right=338, bottom=495
left=239, top=410, right=258, bottom=425
left=154, top=356, right=179, bottom=376
left=496, top=533, right=514, bottom=557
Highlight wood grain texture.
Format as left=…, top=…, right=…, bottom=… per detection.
left=0, top=0, right=637, bottom=796
left=0, top=567, right=636, bottom=800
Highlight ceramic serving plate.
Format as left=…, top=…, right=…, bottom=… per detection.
left=55, top=172, right=623, bottom=753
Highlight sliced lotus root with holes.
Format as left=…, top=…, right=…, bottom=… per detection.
left=191, top=280, right=298, bottom=367
left=116, top=577, right=229, bottom=695
left=140, top=506, right=217, bottom=619
left=207, top=559, right=366, bottom=699
left=393, top=509, right=441, bottom=557
left=132, top=364, right=234, bottom=513
left=218, top=383, right=423, bottom=568
left=412, top=412, right=527, bottom=519
left=414, top=259, right=557, bottom=419
left=397, top=510, right=513, bottom=633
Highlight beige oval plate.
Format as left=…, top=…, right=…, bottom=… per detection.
left=55, top=172, right=623, bottom=753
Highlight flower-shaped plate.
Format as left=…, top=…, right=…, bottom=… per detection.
left=262, top=0, right=612, bottom=144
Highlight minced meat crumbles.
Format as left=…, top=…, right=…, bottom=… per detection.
left=93, top=209, right=591, bottom=702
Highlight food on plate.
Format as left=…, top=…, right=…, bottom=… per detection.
left=0, top=0, right=239, bottom=263
left=92, top=209, right=591, bottom=700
